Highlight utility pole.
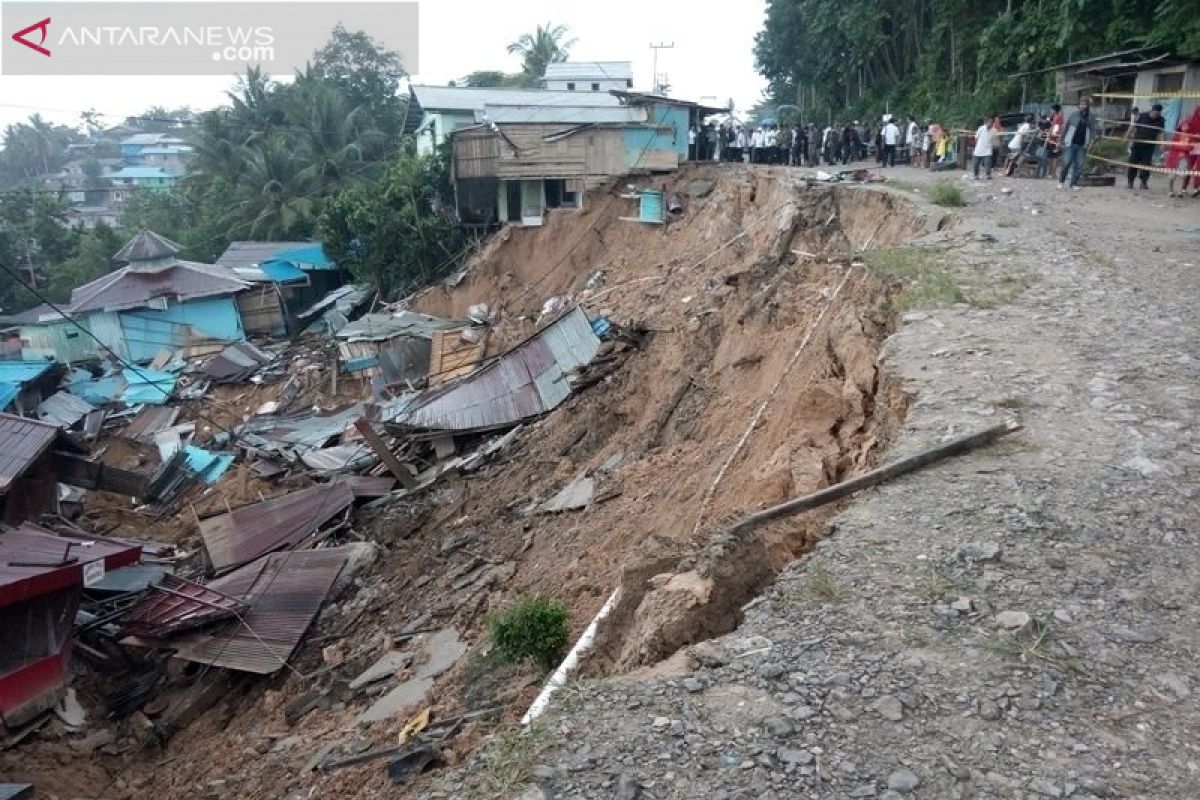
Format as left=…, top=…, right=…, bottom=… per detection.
left=649, top=41, right=674, bottom=95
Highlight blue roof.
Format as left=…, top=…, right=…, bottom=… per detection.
left=0, top=384, right=20, bottom=410
left=259, top=260, right=308, bottom=283
left=271, top=243, right=334, bottom=270
left=0, top=361, right=55, bottom=385
left=109, top=166, right=179, bottom=180
left=139, top=146, right=192, bottom=155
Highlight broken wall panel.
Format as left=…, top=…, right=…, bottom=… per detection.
left=119, top=574, right=245, bottom=636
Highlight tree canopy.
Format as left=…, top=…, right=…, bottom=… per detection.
left=754, top=0, right=1200, bottom=122
left=507, top=22, right=576, bottom=85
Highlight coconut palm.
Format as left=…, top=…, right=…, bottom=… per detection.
left=225, top=137, right=317, bottom=239
left=507, top=22, right=576, bottom=84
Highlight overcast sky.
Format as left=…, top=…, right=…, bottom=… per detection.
left=0, top=0, right=768, bottom=132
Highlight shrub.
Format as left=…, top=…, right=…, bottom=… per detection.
left=487, top=597, right=571, bottom=671
left=929, top=181, right=967, bottom=207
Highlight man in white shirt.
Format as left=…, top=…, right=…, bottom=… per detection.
left=881, top=118, right=901, bottom=167
left=973, top=116, right=996, bottom=179
left=905, top=116, right=919, bottom=163
left=688, top=126, right=698, bottom=161
left=750, top=128, right=763, bottom=164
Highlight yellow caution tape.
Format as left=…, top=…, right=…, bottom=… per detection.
left=1086, top=152, right=1200, bottom=177
left=1095, top=90, right=1200, bottom=100
left=1099, top=134, right=1180, bottom=146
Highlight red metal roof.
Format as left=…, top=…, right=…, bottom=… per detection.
left=199, top=483, right=355, bottom=575
left=0, top=413, right=61, bottom=494
left=119, top=574, right=246, bottom=637
left=170, top=547, right=349, bottom=674
left=0, top=524, right=142, bottom=607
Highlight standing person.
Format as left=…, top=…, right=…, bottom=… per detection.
left=1058, top=97, right=1100, bottom=189
left=750, top=127, right=763, bottom=164
left=688, top=125, right=698, bottom=161
left=735, top=126, right=748, bottom=162
left=881, top=116, right=901, bottom=167
left=1039, top=103, right=1065, bottom=179
left=1125, top=104, right=1165, bottom=190
left=905, top=116, right=919, bottom=164
left=791, top=124, right=805, bottom=166
left=1165, top=120, right=1194, bottom=197
left=927, top=121, right=945, bottom=168
left=840, top=121, right=855, bottom=165
left=972, top=118, right=995, bottom=179
left=989, top=113, right=1004, bottom=174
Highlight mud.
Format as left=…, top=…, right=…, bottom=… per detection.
left=2, top=165, right=930, bottom=800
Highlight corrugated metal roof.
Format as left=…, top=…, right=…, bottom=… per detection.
left=400, top=306, right=601, bottom=431
left=199, top=483, right=355, bottom=574
left=478, top=104, right=646, bottom=125
left=411, top=85, right=622, bottom=112
left=113, top=230, right=182, bottom=263
left=0, top=414, right=60, bottom=493
left=109, top=166, right=180, bottom=180
left=0, top=523, right=142, bottom=607
left=336, top=311, right=462, bottom=343
left=170, top=547, right=349, bottom=674
left=240, top=403, right=364, bottom=453
left=37, top=391, right=95, bottom=428
left=216, top=241, right=319, bottom=270
left=68, top=263, right=248, bottom=314
left=542, top=61, right=633, bottom=81
left=119, top=573, right=245, bottom=636
left=122, top=405, right=180, bottom=441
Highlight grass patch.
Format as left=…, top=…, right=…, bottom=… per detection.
left=969, top=273, right=1034, bottom=308
left=806, top=560, right=845, bottom=602
left=488, top=596, right=571, bottom=671
left=929, top=181, right=968, bottom=207
left=989, top=620, right=1085, bottom=675
left=914, top=564, right=970, bottom=603
left=868, top=247, right=966, bottom=310
left=466, top=722, right=551, bottom=800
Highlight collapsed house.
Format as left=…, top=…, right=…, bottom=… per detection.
left=0, top=525, right=140, bottom=734
left=215, top=241, right=344, bottom=337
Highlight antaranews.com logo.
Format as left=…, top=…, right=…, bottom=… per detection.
left=1, top=2, right=419, bottom=75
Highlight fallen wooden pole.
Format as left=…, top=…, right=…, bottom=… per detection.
left=355, top=418, right=417, bottom=490
left=720, top=421, right=1022, bottom=538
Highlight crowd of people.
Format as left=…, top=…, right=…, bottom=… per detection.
left=687, top=101, right=1200, bottom=198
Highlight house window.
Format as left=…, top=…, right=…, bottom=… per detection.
left=591, top=83, right=600, bottom=91
left=626, top=79, right=633, bottom=88
left=1154, top=71, right=1184, bottom=94
left=567, top=82, right=575, bottom=91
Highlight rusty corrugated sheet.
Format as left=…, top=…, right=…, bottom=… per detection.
left=199, top=483, right=355, bottom=574
left=401, top=306, right=600, bottom=432
left=119, top=574, right=245, bottom=636
left=0, top=413, right=60, bottom=493
left=0, top=523, right=142, bottom=606
left=170, top=547, right=349, bottom=674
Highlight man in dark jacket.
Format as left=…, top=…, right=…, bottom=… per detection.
left=1126, top=104, right=1165, bottom=190
left=1058, top=97, right=1101, bottom=189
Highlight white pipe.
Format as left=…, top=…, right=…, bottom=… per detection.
left=521, top=587, right=621, bottom=725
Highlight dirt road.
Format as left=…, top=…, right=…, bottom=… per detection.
left=460, top=167, right=1200, bottom=799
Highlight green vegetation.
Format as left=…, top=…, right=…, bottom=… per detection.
left=487, top=597, right=571, bottom=671
left=868, top=247, right=967, bottom=309
left=466, top=723, right=551, bottom=800
left=507, top=22, right=575, bottom=85
left=806, top=560, right=846, bottom=601
left=929, top=181, right=968, bottom=207
left=754, top=0, right=1200, bottom=123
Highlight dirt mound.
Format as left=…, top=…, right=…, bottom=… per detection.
left=2, top=165, right=931, bottom=800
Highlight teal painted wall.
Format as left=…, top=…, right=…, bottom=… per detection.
left=623, top=104, right=689, bottom=169
left=19, top=318, right=99, bottom=363
left=118, top=296, right=244, bottom=361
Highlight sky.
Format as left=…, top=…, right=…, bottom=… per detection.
left=0, top=0, right=768, bottom=132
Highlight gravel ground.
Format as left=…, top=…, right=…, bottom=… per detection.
left=463, top=167, right=1200, bottom=800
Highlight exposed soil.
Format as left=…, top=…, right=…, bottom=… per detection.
left=1, top=165, right=935, bottom=800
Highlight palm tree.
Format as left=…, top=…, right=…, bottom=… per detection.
left=507, top=22, right=576, bottom=84
left=284, top=73, right=388, bottom=193
left=225, top=137, right=317, bottom=239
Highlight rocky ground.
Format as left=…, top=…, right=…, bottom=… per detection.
left=455, top=167, right=1200, bottom=799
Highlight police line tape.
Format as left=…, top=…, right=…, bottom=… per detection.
left=1085, top=152, right=1200, bottom=177
left=1095, top=90, right=1200, bottom=100
left=1099, top=133, right=1196, bottom=146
